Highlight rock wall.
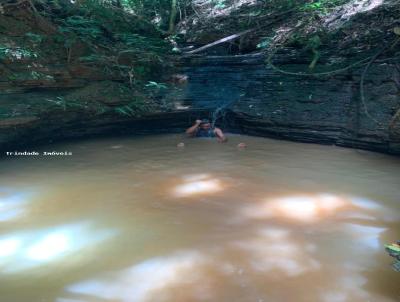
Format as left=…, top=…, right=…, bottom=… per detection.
left=0, top=3, right=198, bottom=153
left=179, top=52, right=400, bottom=154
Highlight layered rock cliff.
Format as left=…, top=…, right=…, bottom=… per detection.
left=178, top=51, right=400, bottom=153
left=175, top=0, right=400, bottom=154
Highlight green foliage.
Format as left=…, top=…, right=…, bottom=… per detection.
left=78, top=54, right=108, bottom=63
left=40, top=0, right=170, bottom=85
left=121, top=0, right=173, bottom=31
left=115, top=33, right=168, bottom=53
left=55, top=15, right=103, bottom=54
left=307, top=35, right=321, bottom=50
left=7, top=70, right=54, bottom=81
left=301, top=0, right=349, bottom=14
left=44, top=97, right=91, bottom=111
left=257, top=37, right=273, bottom=49
left=114, top=105, right=136, bottom=116
left=24, top=32, right=44, bottom=44
left=212, top=0, right=226, bottom=9
left=64, top=16, right=103, bottom=39
left=133, top=65, right=147, bottom=75
left=114, top=99, right=152, bottom=117
left=306, top=35, right=322, bottom=70
left=261, top=0, right=301, bottom=10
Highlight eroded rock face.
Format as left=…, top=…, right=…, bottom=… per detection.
left=179, top=52, right=400, bottom=154
left=0, top=3, right=186, bottom=152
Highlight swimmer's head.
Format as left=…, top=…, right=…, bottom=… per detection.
left=199, top=119, right=211, bottom=130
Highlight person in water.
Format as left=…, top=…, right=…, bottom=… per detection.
left=186, top=119, right=227, bottom=142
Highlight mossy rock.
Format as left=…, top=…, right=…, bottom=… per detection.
left=64, top=81, right=137, bottom=106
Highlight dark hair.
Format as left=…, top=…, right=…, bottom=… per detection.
left=200, top=119, right=210, bottom=125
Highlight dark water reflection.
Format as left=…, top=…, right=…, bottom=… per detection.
left=0, top=134, right=399, bottom=302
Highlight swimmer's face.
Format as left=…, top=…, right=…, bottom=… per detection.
left=200, top=123, right=211, bottom=130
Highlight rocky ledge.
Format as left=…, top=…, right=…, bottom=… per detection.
left=0, top=107, right=208, bottom=154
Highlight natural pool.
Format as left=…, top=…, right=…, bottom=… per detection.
left=0, top=134, right=399, bottom=302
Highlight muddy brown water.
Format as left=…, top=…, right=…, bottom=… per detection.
left=0, top=134, right=399, bottom=302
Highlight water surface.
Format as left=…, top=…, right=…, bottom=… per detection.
left=0, top=134, right=399, bottom=302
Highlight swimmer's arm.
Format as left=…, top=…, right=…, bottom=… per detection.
left=186, top=120, right=202, bottom=136
left=214, top=128, right=227, bottom=142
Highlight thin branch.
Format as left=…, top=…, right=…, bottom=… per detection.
left=184, top=29, right=253, bottom=54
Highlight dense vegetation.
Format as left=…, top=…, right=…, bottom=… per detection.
left=0, top=0, right=177, bottom=118
left=2, top=0, right=398, bottom=87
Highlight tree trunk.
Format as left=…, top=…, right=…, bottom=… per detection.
left=168, top=0, right=177, bottom=34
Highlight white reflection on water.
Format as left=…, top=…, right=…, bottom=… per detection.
left=347, top=196, right=400, bottom=222
left=320, top=266, right=396, bottom=302
left=0, top=222, right=116, bottom=273
left=242, top=193, right=390, bottom=224
left=0, top=189, right=32, bottom=221
left=64, top=251, right=207, bottom=302
left=321, top=266, right=373, bottom=302
left=344, top=223, right=387, bottom=250
left=322, top=291, right=348, bottom=302
left=26, top=232, right=70, bottom=261
left=232, top=228, right=320, bottom=276
left=244, top=194, right=347, bottom=222
left=173, top=174, right=224, bottom=198
left=350, top=197, right=381, bottom=210
left=0, top=237, right=21, bottom=258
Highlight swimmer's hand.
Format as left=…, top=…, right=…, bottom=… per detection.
left=186, top=120, right=202, bottom=135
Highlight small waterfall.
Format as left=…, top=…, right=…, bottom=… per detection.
left=180, top=53, right=261, bottom=129
left=211, top=99, right=236, bottom=129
